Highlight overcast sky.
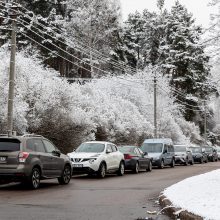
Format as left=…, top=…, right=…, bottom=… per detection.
left=120, top=0, right=217, bottom=27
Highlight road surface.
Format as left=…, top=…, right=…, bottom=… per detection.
left=0, top=162, right=219, bottom=220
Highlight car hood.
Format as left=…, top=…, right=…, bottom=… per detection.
left=192, top=153, right=202, bottom=156
left=175, top=152, right=186, bottom=156
left=147, top=152, right=161, bottom=158
left=68, top=152, right=102, bottom=159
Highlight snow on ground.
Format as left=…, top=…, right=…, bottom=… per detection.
left=163, top=169, right=220, bottom=220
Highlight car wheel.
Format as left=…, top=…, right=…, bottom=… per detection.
left=117, top=161, right=125, bottom=176
left=58, top=165, right=71, bottom=185
left=98, top=163, right=106, bottom=178
left=200, top=157, right=204, bottom=164
left=184, top=158, right=189, bottom=166
left=170, top=159, right=175, bottom=168
left=133, top=162, right=139, bottom=174
left=159, top=160, right=164, bottom=169
left=28, top=167, right=41, bottom=189
left=147, top=161, right=152, bottom=172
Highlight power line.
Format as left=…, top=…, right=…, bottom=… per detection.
left=0, top=1, right=139, bottom=75
left=157, top=86, right=204, bottom=112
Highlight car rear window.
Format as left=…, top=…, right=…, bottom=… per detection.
left=0, top=138, right=21, bottom=152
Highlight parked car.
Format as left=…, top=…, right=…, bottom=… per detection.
left=68, top=141, right=125, bottom=178
left=118, top=146, right=152, bottom=173
left=189, top=146, right=208, bottom=163
left=203, top=146, right=218, bottom=162
left=140, top=138, right=175, bottom=169
left=0, top=134, right=72, bottom=189
left=174, top=144, right=194, bottom=165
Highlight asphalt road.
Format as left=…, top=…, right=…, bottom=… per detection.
left=0, top=162, right=220, bottom=220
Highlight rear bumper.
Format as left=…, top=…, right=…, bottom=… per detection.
left=0, top=164, right=29, bottom=182
left=124, top=159, right=136, bottom=170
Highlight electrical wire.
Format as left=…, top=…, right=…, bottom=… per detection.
left=0, top=1, right=140, bottom=75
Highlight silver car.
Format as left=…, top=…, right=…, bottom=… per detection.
left=174, top=145, right=194, bottom=165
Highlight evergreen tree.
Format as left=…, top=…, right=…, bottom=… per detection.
left=161, top=1, right=212, bottom=122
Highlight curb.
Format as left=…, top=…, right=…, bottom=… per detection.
left=159, top=195, right=203, bottom=220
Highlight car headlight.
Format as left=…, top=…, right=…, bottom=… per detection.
left=89, top=158, right=97, bottom=164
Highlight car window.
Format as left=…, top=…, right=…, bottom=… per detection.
left=134, top=148, right=141, bottom=157
left=137, top=148, right=144, bottom=155
left=33, top=138, right=46, bottom=152
left=0, top=138, right=20, bottom=152
left=168, top=145, right=174, bottom=153
left=107, top=144, right=113, bottom=153
left=75, top=143, right=105, bottom=153
left=43, top=140, right=56, bottom=153
left=26, top=139, right=35, bottom=152
left=111, top=144, right=117, bottom=152
left=164, top=145, right=168, bottom=153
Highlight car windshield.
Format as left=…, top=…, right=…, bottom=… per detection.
left=190, top=147, right=201, bottom=153
left=75, top=143, right=105, bottom=153
left=174, top=146, right=186, bottom=152
left=204, top=147, right=212, bottom=153
left=141, top=143, right=163, bottom=153
left=119, top=146, right=135, bottom=153
left=0, top=139, right=20, bottom=152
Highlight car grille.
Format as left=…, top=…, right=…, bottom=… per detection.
left=71, top=158, right=90, bottom=162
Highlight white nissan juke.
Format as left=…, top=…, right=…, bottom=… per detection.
left=67, top=141, right=125, bottom=178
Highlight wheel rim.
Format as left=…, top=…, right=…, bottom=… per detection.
left=149, top=161, right=152, bottom=171
left=135, top=163, right=139, bottom=173
left=32, top=170, right=40, bottom=189
left=121, top=163, right=125, bottom=174
left=63, top=167, right=71, bottom=183
left=101, top=165, right=106, bottom=177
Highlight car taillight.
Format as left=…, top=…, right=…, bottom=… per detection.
left=18, top=152, right=29, bottom=163
left=124, top=154, right=135, bottom=159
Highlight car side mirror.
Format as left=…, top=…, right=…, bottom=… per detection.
left=144, top=152, right=148, bottom=156
left=52, top=149, right=61, bottom=157
left=106, top=149, right=111, bottom=154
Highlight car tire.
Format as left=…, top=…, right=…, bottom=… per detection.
left=58, top=165, right=71, bottom=185
left=200, top=157, right=204, bottom=164
left=98, top=163, right=106, bottom=178
left=170, top=159, right=175, bottom=168
left=159, top=160, right=164, bottom=169
left=27, top=167, right=41, bottom=189
left=117, top=161, right=125, bottom=176
left=147, top=161, right=152, bottom=172
left=133, top=162, right=139, bottom=174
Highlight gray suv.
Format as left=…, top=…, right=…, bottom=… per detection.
left=0, top=134, right=72, bottom=189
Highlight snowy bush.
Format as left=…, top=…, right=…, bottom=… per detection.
left=0, top=49, right=202, bottom=152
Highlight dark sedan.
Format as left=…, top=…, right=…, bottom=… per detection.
left=118, top=146, right=152, bottom=173
left=203, top=146, right=218, bottom=162
left=189, top=146, right=208, bottom=163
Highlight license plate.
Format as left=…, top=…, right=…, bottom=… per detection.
left=0, top=156, right=6, bottom=163
left=73, top=164, right=83, bottom=168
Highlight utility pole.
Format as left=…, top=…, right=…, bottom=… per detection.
left=7, top=3, right=17, bottom=136
left=154, top=75, right=157, bottom=138
left=204, top=101, right=207, bottom=143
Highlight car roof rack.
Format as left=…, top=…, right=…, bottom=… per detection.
left=22, top=134, right=43, bottom=138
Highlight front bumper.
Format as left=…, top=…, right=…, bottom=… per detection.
left=152, top=159, right=161, bottom=167
left=175, top=156, right=186, bottom=164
